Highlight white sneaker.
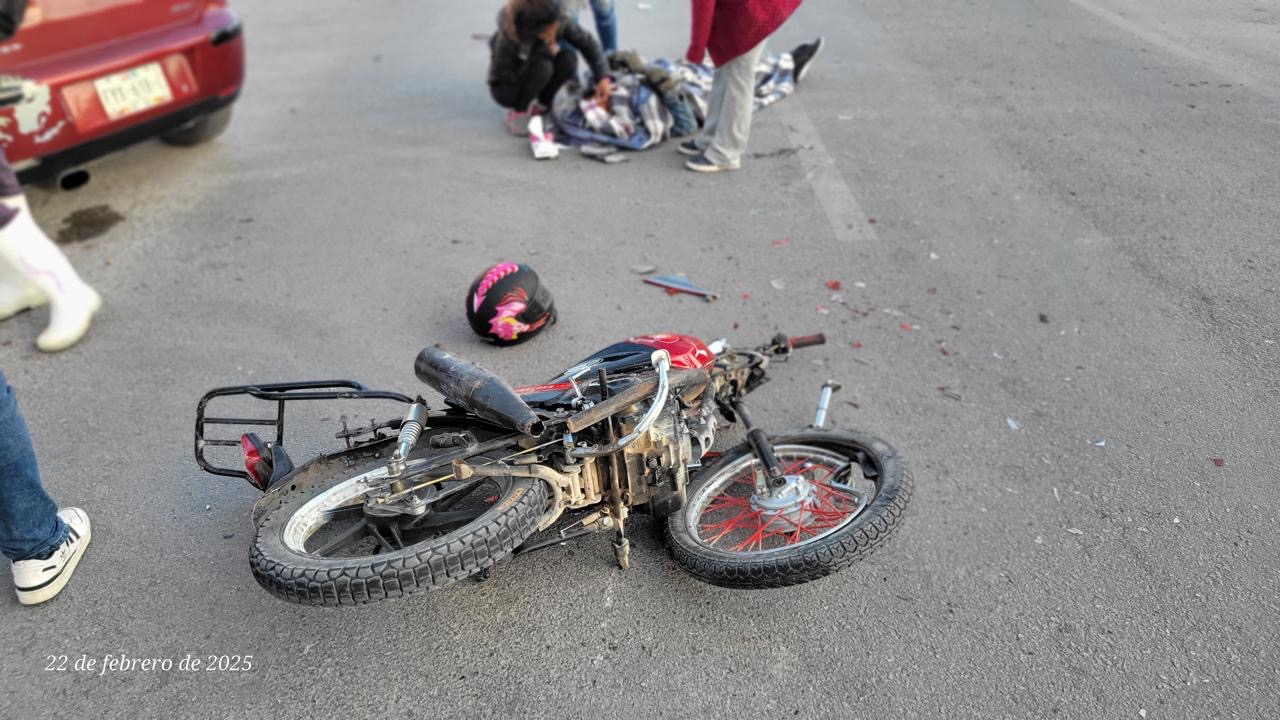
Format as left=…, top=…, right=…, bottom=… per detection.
left=13, top=508, right=91, bottom=606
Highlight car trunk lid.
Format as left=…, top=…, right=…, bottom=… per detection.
left=2, top=0, right=206, bottom=67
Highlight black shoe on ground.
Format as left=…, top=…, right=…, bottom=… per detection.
left=792, top=37, right=825, bottom=84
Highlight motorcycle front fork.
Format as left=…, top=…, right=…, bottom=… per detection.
left=736, top=380, right=841, bottom=496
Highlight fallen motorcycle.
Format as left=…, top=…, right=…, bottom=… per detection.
left=194, top=332, right=911, bottom=605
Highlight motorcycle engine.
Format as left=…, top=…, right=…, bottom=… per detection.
left=617, top=397, right=694, bottom=516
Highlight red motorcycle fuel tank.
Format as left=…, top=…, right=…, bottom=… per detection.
left=513, top=333, right=714, bottom=405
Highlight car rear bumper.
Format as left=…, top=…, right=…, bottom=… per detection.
left=16, top=89, right=239, bottom=184
left=3, top=8, right=245, bottom=182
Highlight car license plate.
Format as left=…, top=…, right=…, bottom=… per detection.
left=94, top=62, right=173, bottom=121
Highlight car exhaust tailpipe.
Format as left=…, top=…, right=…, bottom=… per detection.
left=57, top=168, right=90, bottom=191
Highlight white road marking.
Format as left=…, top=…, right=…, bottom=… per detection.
left=777, top=95, right=879, bottom=244
left=1065, top=0, right=1280, bottom=104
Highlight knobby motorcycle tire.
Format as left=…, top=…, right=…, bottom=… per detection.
left=249, top=453, right=547, bottom=606
left=666, top=430, right=912, bottom=589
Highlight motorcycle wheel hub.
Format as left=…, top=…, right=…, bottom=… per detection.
left=750, top=475, right=816, bottom=527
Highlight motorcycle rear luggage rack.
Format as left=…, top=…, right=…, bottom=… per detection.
left=195, top=380, right=413, bottom=482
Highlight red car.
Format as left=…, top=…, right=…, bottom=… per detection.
left=0, top=0, right=244, bottom=187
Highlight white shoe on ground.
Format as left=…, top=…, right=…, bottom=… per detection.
left=13, top=508, right=91, bottom=606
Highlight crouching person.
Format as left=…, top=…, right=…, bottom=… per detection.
left=488, top=0, right=613, bottom=135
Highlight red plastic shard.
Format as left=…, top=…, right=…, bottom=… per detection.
left=1211, top=458, right=1225, bottom=467
left=851, top=340, right=863, bottom=349
left=825, top=280, right=843, bottom=291
left=900, top=322, right=912, bottom=331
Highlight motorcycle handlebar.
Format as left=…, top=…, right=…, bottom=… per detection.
left=787, top=333, right=827, bottom=350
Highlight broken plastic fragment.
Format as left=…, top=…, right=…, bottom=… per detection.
left=900, top=322, right=912, bottom=331
left=1006, top=418, right=1021, bottom=430
left=1092, top=439, right=1106, bottom=447
left=630, top=264, right=657, bottom=275
left=771, top=238, right=791, bottom=247
left=643, top=274, right=718, bottom=301
left=850, top=340, right=863, bottom=349
left=1066, top=528, right=1084, bottom=535
left=1210, top=457, right=1225, bottom=467
left=825, top=280, right=843, bottom=291
left=816, top=305, right=830, bottom=315
left=770, top=279, right=786, bottom=290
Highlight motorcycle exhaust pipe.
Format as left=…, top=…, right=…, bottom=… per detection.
left=414, top=346, right=544, bottom=436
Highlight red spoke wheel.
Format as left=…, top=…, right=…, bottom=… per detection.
left=666, top=431, right=911, bottom=588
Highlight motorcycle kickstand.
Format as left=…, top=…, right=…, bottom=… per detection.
left=610, top=505, right=630, bottom=570
left=600, top=369, right=631, bottom=571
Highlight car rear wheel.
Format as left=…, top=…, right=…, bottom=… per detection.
left=161, top=106, right=232, bottom=146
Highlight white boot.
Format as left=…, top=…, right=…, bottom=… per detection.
left=0, top=196, right=48, bottom=320
left=0, top=199, right=101, bottom=352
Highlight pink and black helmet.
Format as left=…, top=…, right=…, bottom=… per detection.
left=465, top=262, right=557, bottom=346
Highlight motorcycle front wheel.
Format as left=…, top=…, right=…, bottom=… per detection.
left=250, top=448, right=547, bottom=606
left=666, top=430, right=911, bottom=588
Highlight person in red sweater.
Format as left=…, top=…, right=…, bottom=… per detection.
left=678, top=0, right=822, bottom=172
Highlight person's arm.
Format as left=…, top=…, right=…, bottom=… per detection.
left=0, top=0, right=29, bottom=41
left=686, top=0, right=715, bottom=64
left=560, top=18, right=608, bottom=81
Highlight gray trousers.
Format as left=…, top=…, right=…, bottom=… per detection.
left=696, top=41, right=766, bottom=165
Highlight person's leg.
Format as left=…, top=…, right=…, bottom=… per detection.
left=702, top=41, right=767, bottom=167
left=490, top=52, right=557, bottom=111
left=537, top=49, right=579, bottom=108
left=0, top=162, right=46, bottom=321
left=0, top=370, right=66, bottom=562
left=589, top=0, right=618, bottom=54
left=0, top=152, right=101, bottom=352
left=693, top=64, right=730, bottom=151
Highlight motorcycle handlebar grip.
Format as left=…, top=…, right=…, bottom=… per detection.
left=788, top=333, right=827, bottom=349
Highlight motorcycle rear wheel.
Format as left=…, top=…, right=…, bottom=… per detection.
left=666, top=430, right=911, bottom=588
left=250, top=449, right=546, bottom=606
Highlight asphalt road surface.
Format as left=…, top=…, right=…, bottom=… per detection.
left=3, top=1, right=1278, bottom=718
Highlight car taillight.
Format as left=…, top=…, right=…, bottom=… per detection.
left=240, top=434, right=267, bottom=490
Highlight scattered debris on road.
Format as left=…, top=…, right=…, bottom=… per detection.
left=1006, top=418, right=1021, bottom=430
left=936, top=386, right=962, bottom=401
left=643, top=274, right=718, bottom=301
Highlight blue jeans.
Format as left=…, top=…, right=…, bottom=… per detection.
left=575, top=0, right=617, bottom=54
left=0, top=370, right=67, bottom=561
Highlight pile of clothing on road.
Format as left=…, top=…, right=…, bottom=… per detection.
left=547, top=49, right=799, bottom=158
